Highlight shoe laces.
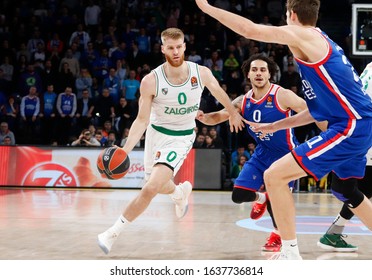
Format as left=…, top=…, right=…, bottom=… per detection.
left=334, top=234, right=348, bottom=245
left=266, top=233, right=281, bottom=245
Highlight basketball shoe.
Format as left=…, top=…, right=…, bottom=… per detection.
left=97, top=230, right=119, bottom=254
left=317, top=233, right=358, bottom=252
left=172, top=181, right=192, bottom=218
left=269, top=249, right=303, bottom=260
left=262, top=232, right=282, bottom=252
left=250, top=193, right=268, bottom=219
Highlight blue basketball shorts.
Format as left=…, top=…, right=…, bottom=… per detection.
left=234, top=150, right=295, bottom=191
left=292, top=118, right=372, bottom=180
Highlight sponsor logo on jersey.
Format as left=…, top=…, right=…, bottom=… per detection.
left=164, top=104, right=199, bottom=115
left=265, top=96, right=273, bottom=108
left=155, top=151, right=161, bottom=160
left=191, top=76, right=198, bottom=87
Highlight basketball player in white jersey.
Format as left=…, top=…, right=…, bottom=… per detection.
left=97, top=28, right=246, bottom=254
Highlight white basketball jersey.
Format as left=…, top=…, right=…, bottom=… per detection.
left=150, top=61, right=204, bottom=132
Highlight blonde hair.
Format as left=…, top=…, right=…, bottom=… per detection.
left=161, top=28, right=184, bottom=44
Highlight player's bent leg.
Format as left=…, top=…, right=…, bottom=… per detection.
left=263, top=153, right=305, bottom=241
left=98, top=165, right=174, bottom=254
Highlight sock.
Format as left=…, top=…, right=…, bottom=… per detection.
left=109, top=214, right=130, bottom=235
left=273, top=228, right=280, bottom=235
left=281, top=239, right=300, bottom=255
left=326, top=214, right=347, bottom=235
left=256, top=192, right=267, bottom=204
left=169, top=184, right=183, bottom=200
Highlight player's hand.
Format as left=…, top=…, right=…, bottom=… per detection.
left=229, top=111, right=248, bottom=133
left=195, top=110, right=205, bottom=122
left=246, top=121, right=276, bottom=139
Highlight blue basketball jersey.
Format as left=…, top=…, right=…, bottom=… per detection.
left=295, top=28, right=372, bottom=124
left=242, top=84, right=299, bottom=157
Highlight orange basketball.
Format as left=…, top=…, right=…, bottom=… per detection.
left=97, top=147, right=130, bottom=180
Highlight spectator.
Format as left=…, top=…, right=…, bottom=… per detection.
left=231, top=155, right=248, bottom=182
left=231, top=145, right=251, bottom=167
left=105, top=130, right=120, bottom=147
left=279, top=62, right=302, bottom=94
left=69, top=23, right=91, bottom=52
left=41, top=59, right=59, bottom=91
left=84, top=0, right=101, bottom=37
left=75, top=68, right=93, bottom=99
left=94, top=130, right=107, bottom=146
left=56, top=86, right=77, bottom=145
left=75, top=88, right=95, bottom=132
left=111, top=42, right=128, bottom=65
left=103, top=67, right=121, bottom=104
left=208, top=126, right=224, bottom=149
left=204, top=51, right=223, bottom=82
left=0, top=56, right=14, bottom=82
left=93, top=88, right=115, bottom=127
left=193, top=133, right=206, bottom=149
left=1, top=135, right=13, bottom=145
left=80, top=41, right=100, bottom=72
left=59, top=49, right=80, bottom=78
left=39, top=84, right=57, bottom=145
left=1, top=95, right=19, bottom=132
left=115, top=97, right=133, bottom=135
left=92, top=48, right=112, bottom=83
left=0, top=121, right=16, bottom=145
left=71, top=128, right=100, bottom=146
left=126, top=41, right=147, bottom=70
left=18, top=64, right=43, bottom=97
left=121, top=69, right=140, bottom=103
left=115, top=58, right=129, bottom=86
left=46, top=33, right=64, bottom=56
left=57, top=62, right=76, bottom=93
left=19, top=86, right=41, bottom=144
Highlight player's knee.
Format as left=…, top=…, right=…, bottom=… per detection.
left=331, top=174, right=364, bottom=208
left=141, top=182, right=160, bottom=199
left=263, top=168, right=276, bottom=189
left=231, top=187, right=256, bottom=204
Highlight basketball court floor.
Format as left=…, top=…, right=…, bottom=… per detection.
left=0, top=187, right=371, bottom=260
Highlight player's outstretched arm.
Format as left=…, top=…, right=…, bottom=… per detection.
left=197, top=95, right=244, bottom=126
left=195, top=0, right=299, bottom=46
left=198, top=66, right=247, bottom=132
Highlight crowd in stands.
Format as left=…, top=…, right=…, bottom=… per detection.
left=0, top=0, right=357, bottom=181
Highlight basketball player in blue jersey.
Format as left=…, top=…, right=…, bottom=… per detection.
left=318, top=62, right=372, bottom=252
left=196, top=0, right=372, bottom=260
left=197, top=53, right=314, bottom=253
left=97, top=28, right=246, bottom=254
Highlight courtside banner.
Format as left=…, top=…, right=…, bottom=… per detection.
left=0, top=146, right=145, bottom=188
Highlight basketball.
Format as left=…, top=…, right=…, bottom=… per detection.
left=97, top=147, right=130, bottom=180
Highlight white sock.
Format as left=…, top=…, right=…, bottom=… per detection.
left=326, top=214, right=347, bottom=234
left=333, top=214, right=348, bottom=226
left=256, top=192, right=267, bottom=204
left=169, top=184, right=183, bottom=200
left=108, top=215, right=130, bottom=235
left=281, top=239, right=300, bottom=255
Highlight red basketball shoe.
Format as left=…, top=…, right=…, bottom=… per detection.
left=261, top=232, right=282, bottom=252
left=250, top=192, right=268, bottom=219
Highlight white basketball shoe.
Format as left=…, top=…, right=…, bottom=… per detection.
left=172, top=181, right=192, bottom=218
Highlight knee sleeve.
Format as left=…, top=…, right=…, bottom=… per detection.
left=232, top=187, right=257, bottom=204
left=331, top=173, right=364, bottom=208
left=357, top=166, right=372, bottom=199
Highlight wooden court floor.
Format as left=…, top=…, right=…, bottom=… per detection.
left=0, top=187, right=371, bottom=260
